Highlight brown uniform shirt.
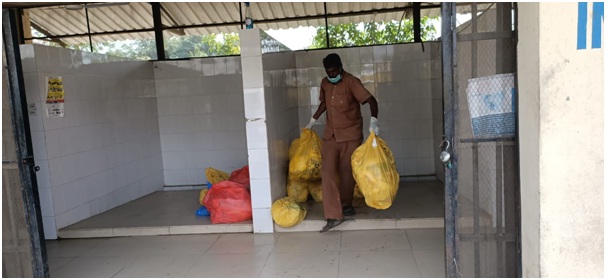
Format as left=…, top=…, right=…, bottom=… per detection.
left=319, top=71, right=373, bottom=142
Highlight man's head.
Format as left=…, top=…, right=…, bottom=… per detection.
left=323, top=53, right=343, bottom=83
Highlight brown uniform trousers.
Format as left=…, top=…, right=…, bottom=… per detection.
left=321, top=135, right=363, bottom=220
left=319, top=71, right=372, bottom=220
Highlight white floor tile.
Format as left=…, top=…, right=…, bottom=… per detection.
left=45, top=238, right=107, bottom=258
left=340, top=229, right=412, bottom=251
left=113, top=254, right=201, bottom=278
left=413, top=249, right=446, bottom=278
left=185, top=252, right=269, bottom=278
left=205, top=233, right=277, bottom=254
left=338, top=250, right=422, bottom=278
left=406, top=228, right=445, bottom=251
left=259, top=251, right=340, bottom=278
left=50, top=256, right=135, bottom=278
left=47, top=257, right=75, bottom=274
left=273, top=231, right=341, bottom=252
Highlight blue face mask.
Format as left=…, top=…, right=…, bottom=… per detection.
left=327, top=69, right=342, bottom=84
left=327, top=74, right=341, bottom=84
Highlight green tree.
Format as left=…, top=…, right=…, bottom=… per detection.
left=93, top=33, right=241, bottom=60
left=310, top=18, right=437, bottom=49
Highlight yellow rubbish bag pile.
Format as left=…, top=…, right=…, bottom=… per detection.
left=351, top=132, right=400, bottom=210
left=286, top=179, right=310, bottom=202
left=288, top=128, right=322, bottom=181
left=199, top=188, right=208, bottom=205
left=205, top=167, right=230, bottom=184
left=271, top=197, right=307, bottom=228
left=199, top=167, right=229, bottom=205
left=307, top=180, right=323, bottom=202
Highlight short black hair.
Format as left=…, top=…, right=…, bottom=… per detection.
left=323, top=53, right=342, bottom=69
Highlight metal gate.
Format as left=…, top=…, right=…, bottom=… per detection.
left=441, top=3, right=520, bottom=277
left=2, top=8, right=49, bottom=278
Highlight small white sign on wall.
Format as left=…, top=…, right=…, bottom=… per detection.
left=46, top=76, right=64, bottom=118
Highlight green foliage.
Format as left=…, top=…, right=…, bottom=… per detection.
left=91, top=33, right=241, bottom=60
left=310, top=18, right=438, bottom=49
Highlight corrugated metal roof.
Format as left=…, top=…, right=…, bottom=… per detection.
left=26, top=2, right=450, bottom=45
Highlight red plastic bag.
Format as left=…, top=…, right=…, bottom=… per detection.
left=229, top=165, right=250, bottom=188
left=203, top=181, right=252, bottom=224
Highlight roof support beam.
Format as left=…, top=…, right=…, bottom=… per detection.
left=159, top=3, right=185, bottom=36
left=324, top=2, right=329, bottom=48
left=151, top=2, right=166, bottom=60
left=29, top=21, right=67, bottom=47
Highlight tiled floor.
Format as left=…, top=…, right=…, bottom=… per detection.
left=46, top=228, right=446, bottom=278
left=58, top=180, right=445, bottom=238
left=48, top=180, right=445, bottom=277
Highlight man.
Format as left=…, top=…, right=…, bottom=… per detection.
left=305, top=53, right=379, bottom=232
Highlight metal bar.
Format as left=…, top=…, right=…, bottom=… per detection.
left=471, top=3, right=477, bottom=79
left=460, top=137, right=516, bottom=143
left=512, top=3, right=522, bottom=276
left=457, top=31, right=515, bottom=42
left=24, top=4, right=442, bottom=41
left=239, top=2, right=243, bottom=29
left=472, top=143, right=481, bottom=277
left=503, top=143, right=518, bottom=277
left=26, top=28, right=156, bottom=40
left=28, top=21, right=68, bottom=47
left=2, top=8, right=49, bottom=278
left=496, top=144, right=504, bottom=276
left=324, top=2, right=330, bottom=48
left=441, top=2, right=458, bottom=278
left=159, top=3, right=185, bottom=36
left=85, top=8, right=93, bottom=52
left=151, top=2, right=165, bottom=60
left=413, top=2, right=421, bottom=42
left=459, top=233, right=517, bottom=242
left=16, top=8, right=26, bottom=44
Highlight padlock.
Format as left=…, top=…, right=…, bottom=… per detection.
left=439, top=139, right=451, bottom=163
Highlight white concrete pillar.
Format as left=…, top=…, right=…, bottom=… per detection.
left=518, top=2, right=604, bottom=277
left=240, top=28, right=274, bottom=233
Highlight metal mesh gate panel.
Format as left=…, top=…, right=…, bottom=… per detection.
left=2, top=48, right=34, bottom=278
left=453, top=2, right=519, bottom=277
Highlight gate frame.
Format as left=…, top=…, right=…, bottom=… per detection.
left=441, top=2, right=522, bottom=277
left=2, top=8, right=49, bottom=278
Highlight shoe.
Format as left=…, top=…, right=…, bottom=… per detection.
left=320, top=219, right=345, bottom=233
left=343, top=206, right=356, bottom=216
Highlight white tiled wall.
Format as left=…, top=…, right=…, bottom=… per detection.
left=295, top=43, right=439, bottom=177
left=21, top=45, right=164, bottom=238
left=262, top=51, right=299, bottom=205
left=18, top=40, right=442, bottom=237
left=154, top=57, right=247, bottom=186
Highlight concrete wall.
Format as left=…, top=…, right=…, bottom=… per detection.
left=153, top=57, right=247, bottom=186
left=22, top=45, right=164, bottom=238
left=518, top=2, right=604, bottom=277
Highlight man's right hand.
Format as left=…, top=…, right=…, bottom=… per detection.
left=305, top=117, right=317, bottom=129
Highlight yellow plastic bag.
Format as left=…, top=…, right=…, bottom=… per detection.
left=205, top=167, right=229, bottom=184
left=351, top=132, right=400, bottom=210
left=287, top=179, right=309, bottom=202
left=307, top=180, right=323, bottom=202
left=288, top=128, right=322, bottom=181
left=199, top=188, right=208, bottom=205
left=271, top=197, right=307, bottom=228
left=353, top=184, right=363, bottom=198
